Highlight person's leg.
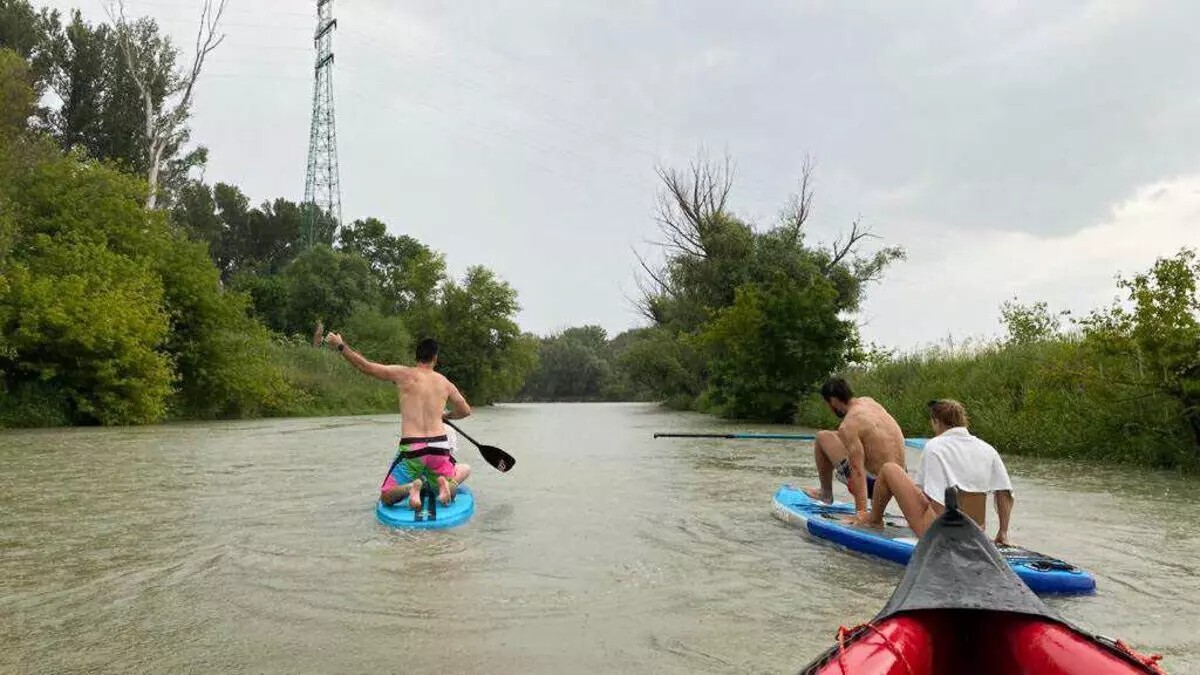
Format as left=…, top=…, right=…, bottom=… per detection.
left=866, top=465, right=897, bottom=525
left=424, top=455, right=465, bottom=505
left=380, top=485, right=403, bottom=506
left=451, top=464, right=470, bottom=493
left=876, top=463, right=937, bottom=536
left=380, top=456, right=418, bottom=507
left=804, top=430, right=848, bottom=503
left=381, top=457, right=430, bottom=511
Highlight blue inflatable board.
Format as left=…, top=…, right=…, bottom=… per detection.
left=771, top=484, right=1096, bottom=595
left=376, top=485, right=475, bottom=530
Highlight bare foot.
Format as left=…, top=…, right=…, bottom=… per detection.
left=380, top=486, right=407, bottom=506
left=408, top=479, right=424, bottom=510
left=803, top=487, right=833, bottom=504
left=437, top=477, right=452, bottom=506
left=841, top=513, right=884, bottom=528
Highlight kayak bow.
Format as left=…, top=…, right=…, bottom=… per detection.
left=798, top=488, right=1165, bottom=674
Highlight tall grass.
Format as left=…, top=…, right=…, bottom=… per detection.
left=262, top=338, right=398, bottom=418
left=794, top=338, right=1197, bottom=471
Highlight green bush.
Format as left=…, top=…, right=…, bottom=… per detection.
left=156, top=234, right=292, bottom=420
left=341, top=308, right=412, bottom=365
left=795, top=337, right=1196, bottom=470
left=0, top=155, right=176, bottom=425
left=266, top=337, right=396, bottom=418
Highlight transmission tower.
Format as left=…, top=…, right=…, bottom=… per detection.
left=302, top=0, right=341, bottom=247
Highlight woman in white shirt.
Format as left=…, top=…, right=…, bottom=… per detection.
left=860, top=399, right=1015, bottom=545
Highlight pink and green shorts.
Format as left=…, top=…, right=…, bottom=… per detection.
left=380, top=435, right=457, bottom=494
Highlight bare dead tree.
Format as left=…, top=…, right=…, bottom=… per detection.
left=631, top=151, right=736, bottom=322
left=824, top=217, right=874, bottom=273
left=651, top=151, right=735, bottom=259
left=631, top=245, right=676, bottom=323
left=823, top=216, right=907, bottom=283
left=106, top=0, right=228, bottom=210
left=779, top=155, right=815, bottom=245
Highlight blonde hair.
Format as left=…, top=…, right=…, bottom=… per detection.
left=928, top=399, right=969, bottom=428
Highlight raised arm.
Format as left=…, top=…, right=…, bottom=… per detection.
left=838, top=423, right=870, bottom=517
left=325, top=333, right=405, bottom=382
left=994, top=489, right=1014, bottom=545
left=443, top=379, right=472, bottom=420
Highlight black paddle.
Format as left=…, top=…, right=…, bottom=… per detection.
left=444, top=419, right=515, bottom=473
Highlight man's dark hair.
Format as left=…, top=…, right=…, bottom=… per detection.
left=820, top=377, right=854, bottom=403
left=415, top=338, right=439, bottom=364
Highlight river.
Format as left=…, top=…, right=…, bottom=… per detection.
left=2, top=403, right=1198, bottom=673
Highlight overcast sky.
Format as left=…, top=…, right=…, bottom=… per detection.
left=44, top=0, right=1200, bottom=350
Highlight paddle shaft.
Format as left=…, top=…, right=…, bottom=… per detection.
left=656, top=432, right=929, bottom=451
left=653, top=432, right=816, bottom=440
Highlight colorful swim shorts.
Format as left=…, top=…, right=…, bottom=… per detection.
left=380, top=435, right=457, bottom=494
left=834, top=458, right=877, bottom=498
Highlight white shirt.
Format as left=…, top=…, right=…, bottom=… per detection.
left=915, top=427, right=1013, bottom=505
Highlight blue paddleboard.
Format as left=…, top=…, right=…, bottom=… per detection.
left=771, top=484, right=1096, bottom=595
left=376, top=485, right=475, bottom=530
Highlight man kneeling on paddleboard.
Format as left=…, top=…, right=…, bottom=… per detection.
left=803, top=377, right=907, bottom=526
left=325, top=333, right=473, bottom=509
left=861, top=399, right=1015, bottom=545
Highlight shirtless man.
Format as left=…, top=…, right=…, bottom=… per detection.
left=325, top=333, right=472, bottom=509
left=864, top=399, right=1014, bottom=544
left=803, top=377, right=906, bottom=526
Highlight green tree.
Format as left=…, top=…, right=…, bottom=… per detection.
left=153, top=234, right=290, bottom=419
left=174, top=182, right=308, bottom=280
left=616, top=327, right=705, bottom=405
left=0, top=0, right=57, bottom=97
left=0, top=49, right=34, bottom=390
left=0, top=56, right=285, bottom=425
left=0, top=152, right=175, bottom=425
left=338, top=217, right=447, bottom=313
left=1078, top=248, right=1200, bottom=456
left=272, top=245, right=379, bottom=336
left=45, top=11, right=112, bottom=157
left=1001, top=298, right=1065, bottom=345
left=632, top=154, right=903, bottom=418
left=241, top=197, right=304, bottom=273
left=521, top=325, right=612, bottom=400
left=170, top=178, right=223, bottom=253
left=425, top=266, right=537, bottom=403
left=701, top=271, right=856, bottom=421
left=1, top=4, right=216, bottom=206
left=0, top=46, right=31, bottom=139
left=342, top=308, right=412, bottom=366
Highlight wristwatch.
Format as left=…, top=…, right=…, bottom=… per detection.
left=337, top=343, right=345, bottom=352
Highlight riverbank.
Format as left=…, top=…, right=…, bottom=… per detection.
left=264, top=341, right=399, bottom=419
left=0, top=342, right=399, bottom=430
left=793, top=338, right=1199, bottom=472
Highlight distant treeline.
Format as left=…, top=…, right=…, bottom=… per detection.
left=516, top=325, right=656, bottom=402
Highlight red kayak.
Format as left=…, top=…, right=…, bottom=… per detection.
left=800, top=488, right=1166, bottom=675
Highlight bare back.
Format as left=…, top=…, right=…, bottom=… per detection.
left=394, top=367, right=456, bottom=438
left=843, top=397, right=907, bottom=474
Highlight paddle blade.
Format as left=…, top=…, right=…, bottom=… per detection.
left=479, top=444, right=515, bottom=472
